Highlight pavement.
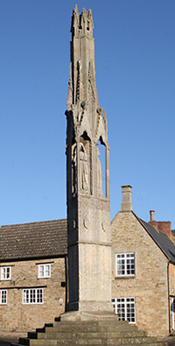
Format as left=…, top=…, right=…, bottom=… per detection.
left=0, top=331, right=175, bottom=346
left=0, top=332, right=26, bottom=346
left=159, top=336, right=175, bottom=346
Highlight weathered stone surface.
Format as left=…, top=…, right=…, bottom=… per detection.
left=60, top=311, right=118, bottom=322
left=13, top=320, right=167, bottom=346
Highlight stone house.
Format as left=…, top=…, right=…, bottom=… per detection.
left=0, top=219, right=67, bottom=331
left=111, top=185, right=175, bottom=337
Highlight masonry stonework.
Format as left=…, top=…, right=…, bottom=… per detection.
left=0, top=258, right=66, bottom=332
left=111, top=210, right=169, bottom=337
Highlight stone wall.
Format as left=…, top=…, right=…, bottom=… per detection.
left=111, top=211, right=169, bottom=337
left=169, top=263, right=175, bottom=295
left=0, top=257, right=66, bottom=332
left=169, top=263, right=175, bottom=331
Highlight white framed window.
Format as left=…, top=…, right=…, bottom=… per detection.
left=1, top=267, right=11, bottom=280
left=23, top=288, right=43, bottom=304
left=112, top=297, right=136, bottom=323
left=0, top=290, right=7, bottom=304
left=116, top=253, right=135, bottom=276
left=38, top=264, right=51, bottom=278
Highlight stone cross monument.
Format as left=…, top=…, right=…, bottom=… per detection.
left=65, top=5, right=112, bottom=315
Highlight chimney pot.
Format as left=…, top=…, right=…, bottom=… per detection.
left=150, top=210, right=155, bottom=221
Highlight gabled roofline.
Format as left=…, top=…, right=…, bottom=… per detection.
left=0, top=253, right=67, bottom=264
left=0, top=218, right=66, bottom=229
left=132, top=211, right=175, bottom=264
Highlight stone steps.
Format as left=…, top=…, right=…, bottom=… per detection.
left=28, top=330, right=147, bottom=340
left=13, top=341, right=166, bottom=346
left=43, top=321, right=139, bottom=334
left=11, top=320, right=167, bottom=346
left=19, top=337, right=157, bottom=345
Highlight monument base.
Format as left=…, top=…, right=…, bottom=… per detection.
left=66, top=300, right=113, bottom=314
left=60, top=310, right=118, bottom=322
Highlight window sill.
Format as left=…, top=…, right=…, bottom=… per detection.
left=0, top=279, right=11, bottom=281
left=115, top=276, right=135, bottom=280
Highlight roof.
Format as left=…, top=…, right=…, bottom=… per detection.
left=134, top=213, right=175, bottom=264
left=2, top=213, right=175, bottom=264
left=0, top=219, right=67, bottom=261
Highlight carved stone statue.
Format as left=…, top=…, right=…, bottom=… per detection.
left=67, top=76, right=72, bottom=108
left=97, top=147, right=102, bottom=192
left=72, top=144, right=77, bottom=194
left=80, top=143, right=88, bottom=190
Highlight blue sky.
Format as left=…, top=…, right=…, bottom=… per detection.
left=1, top=0, right=175, bottom=228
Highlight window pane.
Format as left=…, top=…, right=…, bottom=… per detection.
left=45, top=265, right=50, bottom=277
left=39, top=265, right=44, bottom=277
left=117, top=259, right=125, bottom=275
left=23, top=290, right=26, bottom=303
left=1, top=268, right=5, bottom=279
left=117, top=304, right=125, bottom=321
left=38, top=289, right=43, bottom=303
left=26, top=290, right=29, bottom=303
left=116, top=253, right=135, bottom=276
left=1, top=290, right=7, bottom=304
left=112, top=297, right=135, bottom=323
left=37, top=290, right=40, bottom=303
left=6, top=268, right=10, bottom=278
left=23, top=289, right=43, bottom=304
left=1, top=267, right=11, bottom=280
left=31, top=289, right=36, bottom=303
left=39, top=264, right=51, bottom=278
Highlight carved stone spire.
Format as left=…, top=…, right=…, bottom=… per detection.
left=68, top=5, right=100, bottom=130
left=65, top=6, right=111, bottom=315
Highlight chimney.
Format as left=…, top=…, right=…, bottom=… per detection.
left=121, top=185, right=133, bottom=212
left=149, top=210, right=158, bottom=230
left=148, top=210, right=172, bottom=238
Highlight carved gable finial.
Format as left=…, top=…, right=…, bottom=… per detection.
left=71, top=5, right=79, bottom=37
left=74, top=4, right=78, bottom=13
left=82, top=8, right=87, bottom=17
left=87, top=9, right=94, bottom=30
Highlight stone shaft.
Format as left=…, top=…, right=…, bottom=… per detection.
left=65, top=6, right=111, bottom=312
